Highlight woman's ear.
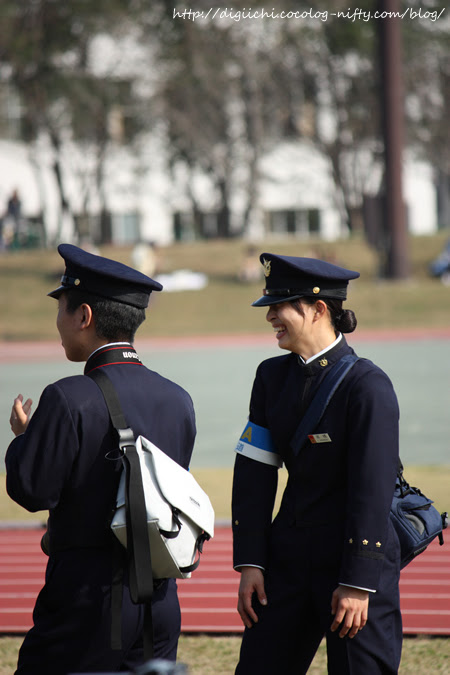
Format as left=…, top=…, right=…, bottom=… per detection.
left=313, top=300, right=328, bottom=321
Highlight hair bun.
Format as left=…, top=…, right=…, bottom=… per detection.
left=336, top=309, right=357, bottom=334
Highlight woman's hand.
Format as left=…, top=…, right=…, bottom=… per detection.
left=237, top=566, right=267, bottom=628
left=9, top=394, right=33, bottom=436
left=330, top=585, right=369, bottom=638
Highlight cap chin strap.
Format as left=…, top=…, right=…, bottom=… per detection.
left=60, top=275, right=81, bottom=288
left=53, top=277, right=150, bottom=309
left=263, top=287, right=348, bottom=300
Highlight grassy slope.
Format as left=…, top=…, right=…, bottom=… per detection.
left=0, top=232, right=449, bottom=341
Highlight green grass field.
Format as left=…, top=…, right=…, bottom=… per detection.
left=1, top=634, right=449, bottom=673
left=1, top=233, right=449, bottom=673
left=1, top=465, right=449, bottom=524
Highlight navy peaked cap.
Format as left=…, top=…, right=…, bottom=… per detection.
left=48, top=244, right=163, bottom=308
left=252, top=253, right=360, bottom=307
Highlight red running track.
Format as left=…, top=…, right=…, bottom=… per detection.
left=1, top=526, right=449, bottom=635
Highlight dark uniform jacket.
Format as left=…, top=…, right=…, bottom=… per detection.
left=232, top=336, right=400, bottom=592
left=5, top=343, right=196, bottom=671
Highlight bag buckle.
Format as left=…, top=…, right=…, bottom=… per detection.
left=117, top=427, right=135, bottom=453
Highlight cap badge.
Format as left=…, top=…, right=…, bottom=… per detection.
left=262, top=258, right=271, bottom=278
left=313, top=286, right=320, bottom=294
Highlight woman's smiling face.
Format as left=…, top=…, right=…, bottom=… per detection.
left=265, top=300, right=316, bottom=354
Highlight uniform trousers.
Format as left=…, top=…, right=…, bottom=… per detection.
left=235, top=516, right=402, bottom=675
left=15, top=549, right=181, bottom=674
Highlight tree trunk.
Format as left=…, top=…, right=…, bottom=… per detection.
left=48, top=128, right=74, bottom=243
left=216, top=179, right=231, bottom=238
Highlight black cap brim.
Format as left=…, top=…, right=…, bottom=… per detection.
left=252, top=294, right=303, bottom=307
left=47, top=285, right=65, bottom=300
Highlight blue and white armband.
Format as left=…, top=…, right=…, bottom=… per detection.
left=234, top=421, right=283, bottom=468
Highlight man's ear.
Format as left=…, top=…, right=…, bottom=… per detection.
left=79, top=303, right=94, bottom=330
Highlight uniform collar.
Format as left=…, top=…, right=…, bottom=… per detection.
left=88, top=342, right=132, bottom=360
left=84, top=342, right=142, bottom=374
left=298, top=333, right=343, bottom=365
left=297, top=334, right=352, bottom=375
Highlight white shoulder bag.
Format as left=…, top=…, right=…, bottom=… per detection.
left=112, top=434, right=215, bottom=579
left=88, top=369, right=214, bottom=584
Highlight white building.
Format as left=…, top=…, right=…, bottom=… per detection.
left=0, top=132, right=440, bottom=249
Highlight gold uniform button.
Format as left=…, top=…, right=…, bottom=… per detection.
left=319, top=359, right=328, bottom=367
left=234, top=520, right=239, bottom=526
left=74, top=278, right=81, bottom=286
left=313, top=286, right=320, bottom=294
left=349, top=538, right=353, bottom=544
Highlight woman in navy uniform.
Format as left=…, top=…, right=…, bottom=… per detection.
left=6, top=244, right=196, bottom=674
left=232, top=253, right=402, bottom=674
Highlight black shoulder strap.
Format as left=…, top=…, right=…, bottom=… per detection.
left=89, top=368, right=130, bottom=435
left=88, top=368, right=155, bottom=660
left=290, top=354, right=359, bottom=456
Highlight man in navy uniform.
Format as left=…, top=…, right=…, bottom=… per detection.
left=6, top=244, right=196, bottom=674
left=232, top=253, right=402, bottom=674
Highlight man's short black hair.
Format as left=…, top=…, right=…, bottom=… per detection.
left=64, top=289, right=146, bottom=343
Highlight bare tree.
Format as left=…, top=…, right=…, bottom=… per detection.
left=0, top=0, right=144, bottom=243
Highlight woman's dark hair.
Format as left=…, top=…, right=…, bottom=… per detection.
left=64, top=289, right=146, bottom=342
left=292, top=297, right=357, bottom=334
